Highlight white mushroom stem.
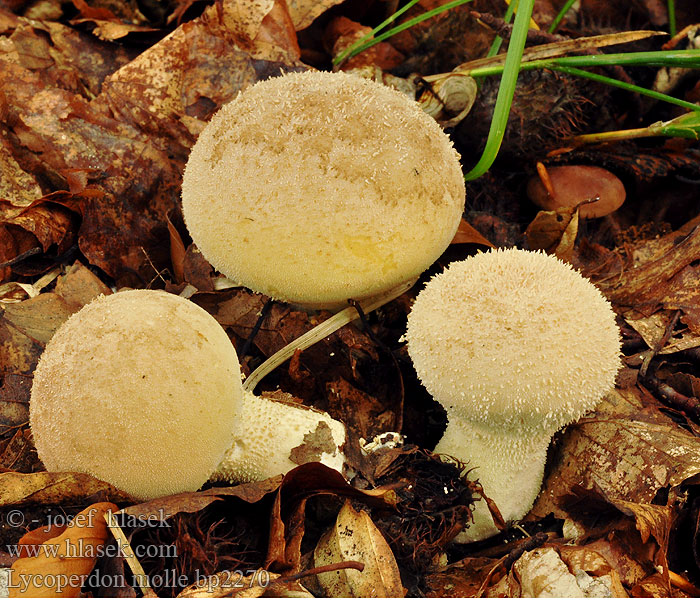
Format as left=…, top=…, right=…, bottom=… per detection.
left=212, top=390, right=346, bottom=483
left=434, top=415, right=550, bottom=542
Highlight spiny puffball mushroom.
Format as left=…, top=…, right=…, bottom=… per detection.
left=30, top=290, right=241, bottom=500
left=406, top=248, right=621, bottom=541
left=182, top=70, right=465, bottom=308
left=212, top=390, right=346, bottom=483
left=527, top=165, right=626, bottom=218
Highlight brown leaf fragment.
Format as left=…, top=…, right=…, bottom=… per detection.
left=450, top=218, right=495, bottom=247
left=289, top=421, right=338, bottom=466
left=525, top=206, right=579, bottom=261
left=603, top=224, right=700, bottom=312
left=8, top=501, right=118, bottom=597
left=532, top=387, right=700, bottom=518
left=0, top=428, right=39, bottom=473
left=0, top=472, right=132, bottom=507
left=314, top=501, right=405, bottom=597
left=121, top=478, right=281, bottom=523
left=424, top=557, right=500, bottom=598
left=53, top=262, right=111, bottom=311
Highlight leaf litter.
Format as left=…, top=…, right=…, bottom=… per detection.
left=1, top=0, right=700, bottom=597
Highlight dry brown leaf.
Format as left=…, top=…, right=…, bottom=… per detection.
left=532, top=387, right=700, bottom=519
left=0, top=472, right=131, bottom=507
left=53, top=262, right=112, bottom=311
left=314, top=500, right=404, bottom=597
left=121, top=478, right=282, bottom=523
left=8, top=501, right=118, bottom=597
left=265, top=463, right=396, bottom=573
left=286, top=0, right=345, bottom=30
left=424, top=557, right=500, bottom=598
left=450, top=218, right=495, bottom=247
left=524, top=206, right=579, bottom=261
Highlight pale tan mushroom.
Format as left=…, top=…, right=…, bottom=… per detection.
left=182, top=70, right=465, bottom=308
left=406, top=248, right=621, bottom=541
left=527, top=165, right=626, bottom=218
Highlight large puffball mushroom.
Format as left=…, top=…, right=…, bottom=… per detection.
left=212, top=390, right=346, bottom=483
left=406, top=248, right=621, bottom=541
left=182, top=70, right=465, bottom=308
left=30, top=290, right=241, bottom=500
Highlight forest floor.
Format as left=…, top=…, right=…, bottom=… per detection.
left=1, top=0, right=700, bottom=597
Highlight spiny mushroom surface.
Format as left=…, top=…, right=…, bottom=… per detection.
left=30, top=290, right=241, bottom=500
left=406, top=248, right=621, bottom=541
left=182, top=69, right=465, bottom=308
left=212, top=390, right=346, bottom=483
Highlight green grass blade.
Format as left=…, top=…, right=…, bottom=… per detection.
left=464, top=0, right=536, bottom=180
left=668, top=0, right=677, bottom=37
left=547, top=0, right=577, bottom=34
left=486, top=0, right=516, bottom=58
left=333, top=0, right=423, bottom=66
left=333, top=0, right=475, bottom=66
left=548, top=64, right=700, bottom=112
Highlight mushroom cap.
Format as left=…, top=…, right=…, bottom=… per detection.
left=527, top=165, right=626, bottom=219
left=182, top=70, right=465, bottom=308
left=406, top=248, right=621, bottom=432
left=30, top=290, right=241, bottom=500
left=212, top=390, right=346, bottom=483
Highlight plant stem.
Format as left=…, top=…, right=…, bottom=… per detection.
left=465, top=0, right=536, bottom=180
left=333, top=0, right=422, bottom=66
left=547, top=0, right=577, bottom=34
left=668, top=0, right=677, bottom=37
left=486, top=0, right=517, bottom=58
left=548, top=65, right=700, bottom=112
left=333, top=0, right=474, bottom=66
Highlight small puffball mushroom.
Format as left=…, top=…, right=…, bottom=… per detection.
left=212, top=390, right=346, bottom=483
left=527, top=165, right=626, bottom=218
left=406, top=248, right=621, bottom=541
left=30, top=290, right=241, bottom=500
left=182, top=70, right=465, bottom=308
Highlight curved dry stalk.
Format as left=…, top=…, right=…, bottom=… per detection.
left=243, top=281, right=415, bottom=392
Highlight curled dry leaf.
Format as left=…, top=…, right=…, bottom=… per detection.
left=533, top=387, right=700, bottom=519
left=313, top=500, right=404, bottom=598
left=0, top=472, right=131, bottom=507
left=8, top=502, right=118, bottom=598
left=524, top=206, right=579, bottom=262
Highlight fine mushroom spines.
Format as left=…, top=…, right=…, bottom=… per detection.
left=30, top=290, right=242, bottom=500
left=182, top=70, right=465, bottom=307
left=407, top=248, right=621, bottom=431
left=406, top=248, right=622, bottom=541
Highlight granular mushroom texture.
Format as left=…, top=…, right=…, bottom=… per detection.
left=406, top=248, right=621, bottom=541
left=182, top=70, right=465, bottom=308
left=212, top=390, right=346, bottom=483
left=30, top=290, right=241, bottom=500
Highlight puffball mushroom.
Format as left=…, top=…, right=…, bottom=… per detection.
left=182, top=69, right=465, bottom=308
left=212, top=390, right=346, bottom=483
left=30, top=290, right=241, bottom=500
left=527, top=165, right=626, bottom=218
left=406, top=248, right=621, bottom=541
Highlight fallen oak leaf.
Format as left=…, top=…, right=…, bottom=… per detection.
left=8, top=501, right=118, bottom=597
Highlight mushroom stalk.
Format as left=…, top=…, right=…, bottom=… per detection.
left=406, top=248, right=621, bottom=542
left=435, top=416, right=549, bottom=541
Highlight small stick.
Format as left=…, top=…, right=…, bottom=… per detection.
left=243, top=281, right=414, bottom=392
left=536, top=162, right=556, bottom=198
left=104, top=510, right=157, bottom=597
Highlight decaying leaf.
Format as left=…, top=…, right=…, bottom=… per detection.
left=313, top=500, right=404, bottom=597
left=0, top=472, right=131, bottom=507
left=533, top=387, right=700, bottom=518
left=524, top=207, right=579, bottom=261
left=8, top=502, right=118, bottom=597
